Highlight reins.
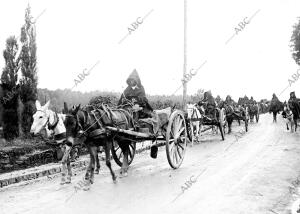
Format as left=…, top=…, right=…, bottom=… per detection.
left=48, top=112, right=59, bottom=130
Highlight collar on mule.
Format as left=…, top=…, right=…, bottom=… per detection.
left=48, top=112, right=59, bottom=130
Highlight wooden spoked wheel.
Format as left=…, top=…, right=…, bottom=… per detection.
left=111, top=141, right=136, bottom=167
left=166, top=110, right=187, bottom=169
left=218, top=108, right=226, bottom=141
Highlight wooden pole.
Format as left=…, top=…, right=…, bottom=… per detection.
left=182, top=0, right=187, bottom=111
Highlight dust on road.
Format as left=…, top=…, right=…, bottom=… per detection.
left=1, top=114, right=300, bottom=214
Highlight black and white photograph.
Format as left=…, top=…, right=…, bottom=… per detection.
left=1, top=0, right=300, bottom=213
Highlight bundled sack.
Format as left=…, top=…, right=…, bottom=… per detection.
left=138, top=107, right=171, bottom=135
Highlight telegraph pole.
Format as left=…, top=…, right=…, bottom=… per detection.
left=182, top=0, right=187, bottom=111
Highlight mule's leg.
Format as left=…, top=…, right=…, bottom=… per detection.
left=190, top=123, right=194, bottom=146
left=94, top=148, right=101, bottom=174
left=66, top=155, right=72, bottom=184
left=83, top=146, right=93, bottom=186
left=199, top=123, right=203, bottom=137
left=105, top=141, right=117, bottom=182
left=120, top=144, right=129, bottom=177
left=61, top=145, right=71, bottom=185
left=89, top=146, right=97, bottom=185
left=228, top=118, right=232, bottom=134
left=82, top=146, right=96, bottom=191
left=195, top=122, right=200, bottom=143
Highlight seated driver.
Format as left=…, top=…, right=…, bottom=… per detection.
left=118, top=69, right=153, bottom=119
left=197, top=90, right=216, bottom=119
left=249, top=96, right=255, bottom=106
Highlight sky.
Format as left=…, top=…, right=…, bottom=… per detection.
left=0, top=0, right=300, bottom=102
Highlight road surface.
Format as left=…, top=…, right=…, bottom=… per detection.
left=1, top=113, right=300, bottom=214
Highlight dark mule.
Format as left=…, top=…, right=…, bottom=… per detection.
left=64, top=102, right=135, bottom=189
left=223, top=104, right=248, bottom=133
left=64, top=103, right=116, bottom=190
left=248, top=104, right=259, bottom=123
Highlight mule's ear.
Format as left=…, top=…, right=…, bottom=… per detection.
left=64, top=102, right=69, bottom=113
left=43, top=100, right=50, bottom=110
left=75, top=104, right=81, bottom=113
left=36, top=100, right=41, bottom=110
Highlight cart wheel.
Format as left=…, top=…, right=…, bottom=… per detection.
left=218, top=108, right=225, bottom=141
left=111, top=141, right=136, bottom=167
left=244, top=107, right=249, bottom=132
left=166, top=110, right=187, bottom=169
left=256, top=113, right=259, bottom=123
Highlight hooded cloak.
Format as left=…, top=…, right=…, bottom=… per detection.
left=118, top=69, right=153, bottom=112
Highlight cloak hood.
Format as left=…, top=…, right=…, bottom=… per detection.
left=290, top=91, right=296, bottom=98
left=126, top=69, right=142, bottom=87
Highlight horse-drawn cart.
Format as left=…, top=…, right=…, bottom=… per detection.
left=185, top=105, right=226, bottom=144
left=109, top=109, right=188, bottom=169
left=223, top=105, right=249, bottom=133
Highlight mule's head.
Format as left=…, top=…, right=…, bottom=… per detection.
left=64, top=102, right=83, bottom=146
left=30, top=100, right=51, bottom=135
left=186, top=104, right=195, bottom=119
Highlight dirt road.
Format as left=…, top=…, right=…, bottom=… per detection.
left=1, top=113, right=300, bottom=214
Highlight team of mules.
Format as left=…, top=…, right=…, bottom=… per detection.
left=31, top=99, right=183, bottom=190
left=31, top=100, right=136, bottom=190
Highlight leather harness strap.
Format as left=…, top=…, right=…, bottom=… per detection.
left=48, top=112, right=59, bottom=130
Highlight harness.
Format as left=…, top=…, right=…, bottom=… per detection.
left=48, top=112, right=59, bottom=131
left=36, top=110, right=60, bottom=131
left=191, top=107, right=200, bottom=119
left=66, top=108, right=106, bottom=139
left=35, top=109, right=66, bottom=146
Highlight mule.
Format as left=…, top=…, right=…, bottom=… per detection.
left=282, top=106, right=294, bottom=132
left=248, top=104, right=259, bottom=123
left=286, top=101, right=300, bottom=132
left=223, top=104, right=248, bottom=133
left=186, top=104, right=203, bottom=146
left=30, top=100, right=73, bottom=184
left=63, top=103, right=135, bottom=190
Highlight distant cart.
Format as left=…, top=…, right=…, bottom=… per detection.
left=185, top=107, right=227, bottom=143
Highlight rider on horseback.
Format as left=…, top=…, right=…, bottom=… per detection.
left=118, top=69, right=153, bottom=119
